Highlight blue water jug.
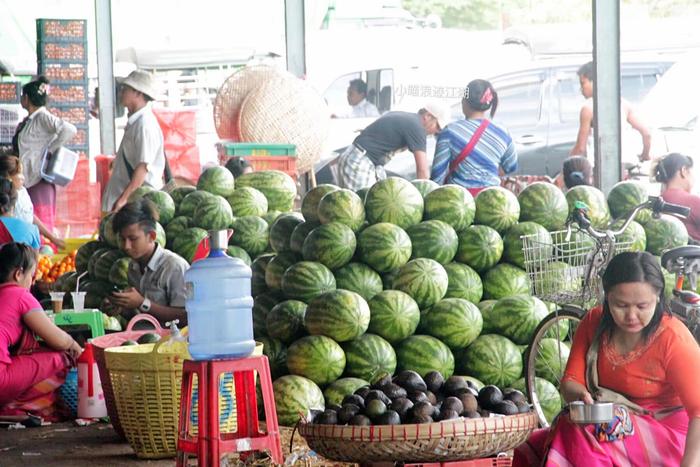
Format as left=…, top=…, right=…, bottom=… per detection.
left=184, top=230, right=255, bottom=360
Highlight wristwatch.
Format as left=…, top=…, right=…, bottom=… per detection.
left=139, top=297, right=152, bottom=313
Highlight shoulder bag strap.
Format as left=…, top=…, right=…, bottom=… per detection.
left=446, top=119, right=490, bottom=180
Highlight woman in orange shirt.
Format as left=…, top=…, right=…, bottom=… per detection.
left=514, top=251, right=700, bottom=466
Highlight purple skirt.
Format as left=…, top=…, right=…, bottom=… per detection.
left=27, top=180, right=55, bottom=233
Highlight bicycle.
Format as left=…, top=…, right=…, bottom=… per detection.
left=520, top=196, right=691, bottom=427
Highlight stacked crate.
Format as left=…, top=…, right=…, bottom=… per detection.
left=0, top=82, right=22, bottom=146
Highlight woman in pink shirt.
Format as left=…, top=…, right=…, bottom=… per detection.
left=656, top=153, right=700, bottom=242
left=0, top=243, right=81, bottom=420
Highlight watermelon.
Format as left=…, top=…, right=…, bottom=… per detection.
left=333, top=262, right=383, bottom=301
left=459, top=334, right=523, bottom=387
left=611, top=219, right=646, bottom=252
left=392, top=258, right=448, bottom=309
left=411, top=179, right=440, bottom=198
left=265, top=252, right=302, bottom=291
left=154, top=222, right=167, bottom=248
left=227, top=186, right=268, bottom=217
left=364, top=177, right=424, bottom=229
left=482, top=263, right=532, bottom=300
left=177, top=190, right=215, bottom=218
left=289, top=221, right=320, bottom=254
left=127, top=185, right=154, bottom=202
left=165, top=216, right=190, bottom=248
left=192, top=195, right=234, bottom=231
left=169, top=185, right=196, bottom=206
left=286, top=336, right=346, bottom=386
left=317, top=189, right=365, bottom=233
left=357, top=222, right=412, bottom=273
left=88, top=247, right=113, bottom=279
left=236, top=170, right=297, bottom=212
left=420, top=298, right=483, bottom=349
left=539, top=261, right=583, bottom=297
left=301, top=184, right=339, bottom=223
left=566, top=185, right=611, bottom=229
left=172, top=227, right=208, bottom=264
left=551, top=227, right=596, bottom=263
left=534, top=338, right=570, bottom=386
left=75, top=240, right=109, bottom=273
left=197, top=165, right=235, bottom=197
left=512, top=377, right=562, bottom=424
left=82, top=280, right=115, bottom=309
left=424, top=184, right=475, bottom=231
left=343, top=333, right=397, bottom=383
left=226, top=245, right=252, bottom=266
left=251, top=254, right=276, bottom=297
left=474, top=186, right=520, bottom=233
left=253, top=291, right=283, bottom=338
left=644, top=215, right=688, bottom=255
left=381, top=269, right=399, bottom=291
left=355, top=187, right=369, bottom=203
left=518, top=182, right=568, bottom=230
left=395, top=335, right=455, bottom=380
left=257, top=336, right=288, bottom=379
left=456, top=225, right=503, bottom=271
left=143, top=190, right=176, bottom=225
left=503, top=221, right=552, bottom=269
left=269, top=214, right=305, bottom=253
left=302, top=222, right=356, bottom=270
left=262, top=210, right=283, bottom=225
left=231, top=216, right=270, bottom=258
left=367, top=290, right=420, bottom=344
left=94, top=249, right=125, bottom=282
left=281, top=261, right=336, bottom=302
left=108, top=257, right=131, bottom=289
left=272, top=375, right=325, bottom=426
left=406, top=220, right=458, bottom=265
left=477, top=300, right=498, bottom=334
left=489, top=295, right=549, bottom=344
left=443, top=262, right=483, bottom=304
left=607, top=180, right=650, bottom=224
left=323, top=377, right=369, bottom=407
left=304, top=289, right=370, bottom=342
left=99, top=213, right=119, bottom=247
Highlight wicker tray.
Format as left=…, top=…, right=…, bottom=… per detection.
left=298, top=413, right=537, bottom=463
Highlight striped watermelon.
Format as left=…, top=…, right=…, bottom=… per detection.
left=512, top=377, right=562, bottom=424
left=610, top=219, right=646, bottom=252
left=489, top=295, right=549, bottom=344
left=286, top=336, right=346, bottom=386
left=197, top=165, right=235, bottom=197
left=94, top=249, right=126, bottom=282
left=364, top=177, right=424, bottom=229
left=343, top=333, right=397, bottom=383
left=357, top=222, right=412, bottom=273
left=482, top=263, right=531, bottom=300
left=459, top=334, right=523, bottom=387
left=154, top=222, right=167, bottom=248
left=474, top=186, right=520, bottom=233
left=456, top=225, right=503, bottom=271
left=518, top=182, right=568, bottom=230
left=226, top=245, right=252, bottom=266
left=75, top=240, right=109, bottom=273
left=535, top=338, right=570, bottom=386
left=323, top=377, right=369, bottom=407
left=565, top=185, right=611, bottom=229
left=227, top=186, right=268, bottom=217
left=265, top=252, right=302, bottom=291
left=420, top=298, right=483, bottom=349
left=172, top=227, right=208, bottom=264
left=301, top=184, right=339, bottom=223
left=236, top=170, right=297, bottom=212
left=262, top=210, right=283, bottom=225
left=281, top=261, right=336, bottom=302
left=165, top=216, right=190, bottom=248
left=318, top=189, right=365, bottom=233
left=231, top=216, right=270, bottom=258
left=192, top=195, right=234, bottom=231
left=477, top=300, right=498, bottom=334
left=289, top=221, right=320, bottom=254
left=503, top=221, right=552, bottom=269
left=169, top=185, right=196, bottom=206
left=177, top=190, right=215, bottom=218
left=355, top=187, right=370, bottom=203
left=607, top=180, right=650, bottom=224
left=392, top=258, right=448, bottom=309
left=395, top=335, right=455, bottom=379
left=269, top=213, right=305, bottom=253
left=88, top=247, right=112, bottom=279
left=99, top=213, right=119, bottom=247
left=143, top=190, right=176, bottom=225
left=108, top=257, right=131, bottom=289
left=645, top=215, right=688, bottom=255
left=406, top=220, right=458, bottom=265
left=257, top=336, right=288, bottom=379
left=272, top=375, right=325, bottom=426
left=251, top=254, right=276, bottom=296
left=304, top=289, right=370, bottom=342
left=302, top=222, right=356, bottom=270
left=381, top=269, right=400, bottom=291
left=367, top=290, right=420, bottom=344
left=126, top=185, right=154, bottom=202
left=333, top=262, right=383, bottom=301
left=411, top=179, right=440, bottom=198
left=424, top=185, right=475, bottom=231
left=252, top=291, right=283, bottom=338
left=443, top=262, right=483, bottom=304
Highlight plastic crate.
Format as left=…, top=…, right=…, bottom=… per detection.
left=39, top=63, right=88, bottom=84
left=36, top=19, right=87, bottom=42
left=46, top=83, right=87, bottom=104
left=37, top=41, right=87, bottom=63
left=48, top=105, right=89, bottom=126
left=221, top=142, right=296, bottom=157
left=59, top=367, right=78, bottom=417
left=59, top=237, right=94, bottom=254
left=224, top=155, right=297, bottom=180
left=67, top=125, right=89, bottom=146
left=95, top=155, right=114, bottom=194
left=0, top=82, right=21, bottom=104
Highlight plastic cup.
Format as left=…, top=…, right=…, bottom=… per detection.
left=71, top=291, right=86, bottom=312
left=49, top=292, right=65, bottom=313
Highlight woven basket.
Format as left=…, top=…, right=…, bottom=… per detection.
left=298, top=412, right=537, bottom=463
left=239, top=75, right=330, bottom=174
left=213, top=65, right=293, bottom=140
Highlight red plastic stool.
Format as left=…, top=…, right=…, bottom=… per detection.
left=176, top=355, right=283, bottom=466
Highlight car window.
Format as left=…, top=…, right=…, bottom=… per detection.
left=378, top=69, right=393, bottom=113
left=323, top=71, right=362, bottom=115
left=620, top=72, right=660, bottom=104
left=556, top=71, right=586, bottom=124
left=493, top=76, right=544, bottom=129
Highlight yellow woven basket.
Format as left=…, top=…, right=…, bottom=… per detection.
left=105, top=339, right=263, bottom=459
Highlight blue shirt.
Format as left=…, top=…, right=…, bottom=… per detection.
left=431, top=119, right=517, bottom=189
left=0, top=216, right=41, bottom=249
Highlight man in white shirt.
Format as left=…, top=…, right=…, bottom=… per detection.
left=334, top=79, right=380, bottom=119
left=102, top=70, right=165, bottom=212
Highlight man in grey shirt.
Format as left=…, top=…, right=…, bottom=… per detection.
left=107, top=198, right=188, bottom=326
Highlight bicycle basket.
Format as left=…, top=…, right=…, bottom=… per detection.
left=521, top=229, right=634, bottom=305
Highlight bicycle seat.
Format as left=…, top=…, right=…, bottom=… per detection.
left=661, top=246, right=700, bottom=270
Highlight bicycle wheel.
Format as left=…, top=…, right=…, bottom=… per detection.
left=524, top=305, right=585, bottom=427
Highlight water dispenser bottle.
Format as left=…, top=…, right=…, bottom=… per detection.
left=184, top=230, right=255, bottom=360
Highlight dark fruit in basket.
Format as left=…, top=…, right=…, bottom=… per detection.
left=424, top=370, right=445, bottom=394
left=308, top=409, right=324, bottom=422
left=457, top=393, right=478, bottom=413
left=337, top=404, right=361, bottom=424
left=365, top=389, right=391, bottom=406
left=443, top=376, right=469, bottom=396
left=137, top=332, right=161, bottom=344
left=394, top=370, right=427, bottom=392
left=439, top=409, right=459, bottom=421
left=327, top=403, right=342, bottom=412
left=390, top=397, right=414, bottom=421
left=466, top=379, right=480, bottom=391
left=121, top=339, right=138, bottom=346
left=350, top=414, right=371, bottom=426
left=315, top=409, right=338, bottom=425
left=478, top=409, right=491, bottom=417
left=425, top=390, right=438, bottom=405
left=494, top=400, right=519, bottom=416
left=381, top=383, right=407, bottom=400
left=354, top=386, right=371, bottom=399
left=478, top=385, right=503, bottom=410
left=365, top=399, right=387, bottom=420
left=503, top=388, right=527, bottom=405
left=441, top=396, right=464, bottom=414
left=375, top=410, right=401, bottom=425
left=372, top=373, right=392, bottom=389
left=407, top=390, right=429, bottom=404
left=516, top=401, right=531, bottom=413
left=411, top=401, right=435, bottom=419
left=342, top=394, right=365, bottom=409
left=410, top=414, right=433, bottom=424
left=465, top=410, right=481, bottom=418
